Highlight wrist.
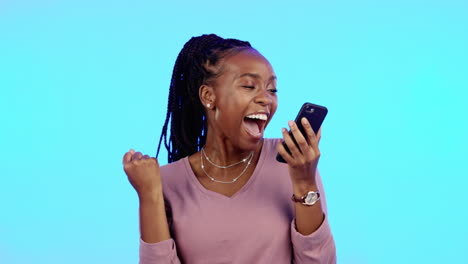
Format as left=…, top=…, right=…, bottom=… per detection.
left=292, top=181, right=318, bottom=197
left=138, top=188, right=164, bottom=204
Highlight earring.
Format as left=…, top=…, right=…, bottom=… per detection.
left=207, top=103, right=211, bottom=108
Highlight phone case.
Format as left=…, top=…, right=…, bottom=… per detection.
left=276, top=102, right=328, bottom=163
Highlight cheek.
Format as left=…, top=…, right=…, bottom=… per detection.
left=217, top=100, right=246, bottom=130
left=271, top=97, right=278, bottom=113
left=218, top=92, right=248, bottom=111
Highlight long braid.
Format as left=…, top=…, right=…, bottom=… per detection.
left=156, top=34, right=252, bottom=163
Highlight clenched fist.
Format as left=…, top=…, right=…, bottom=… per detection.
left=122, top=149, right=162, bottom=200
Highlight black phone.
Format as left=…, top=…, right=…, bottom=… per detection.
left=276, top=102, right=328, bottom=163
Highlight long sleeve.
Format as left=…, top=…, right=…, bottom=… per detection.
left=145, top=138, right=336, bottom=263
left=291, top=169, right=336, bottom=263
left=139, top=238, right=181, bottom=264
left=291, top=216, right=336, bottom=264
left=139, top=196, right=181, bottom=264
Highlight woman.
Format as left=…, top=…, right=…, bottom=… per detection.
left=123, top=34, right=336, bottom=263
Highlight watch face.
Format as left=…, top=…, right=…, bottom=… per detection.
left=304, top=192, right=319, bottom=204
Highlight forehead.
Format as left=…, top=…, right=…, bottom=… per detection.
left=220, top=49, right=275, bottom=78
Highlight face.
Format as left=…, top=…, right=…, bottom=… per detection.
left=204, top=48, right=278, bottom=150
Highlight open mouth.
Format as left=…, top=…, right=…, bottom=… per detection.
left=243, top=113, right=268, bottom=138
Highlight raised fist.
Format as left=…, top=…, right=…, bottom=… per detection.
left=122, top=149, right=162, bottom=199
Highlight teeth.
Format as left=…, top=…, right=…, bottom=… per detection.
left=246, top=113, right=268, bottom=121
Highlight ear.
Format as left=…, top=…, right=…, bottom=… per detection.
left=199, top=84, right=216, bottom=109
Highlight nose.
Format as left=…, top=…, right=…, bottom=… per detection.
left=254, top=89, right=274, bottom=106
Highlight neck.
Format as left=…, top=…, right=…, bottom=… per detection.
left=202, top=133, right=263, bottom=166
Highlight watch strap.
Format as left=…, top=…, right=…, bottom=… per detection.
left=291, top=190, right=320, bottom=205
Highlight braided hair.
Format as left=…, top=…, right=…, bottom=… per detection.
left=156, top=34, right=252, bottom=163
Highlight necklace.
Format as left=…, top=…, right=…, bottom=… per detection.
left=200, top=149, right=254, bottom=184
left=201, top=147, right=253, bottom=169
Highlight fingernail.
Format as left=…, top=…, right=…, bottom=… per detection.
left=288, top=120, right=294, bottom=127
left=301, top=117, right=307, bottom=123
left=282, top=128, right=287, bottom=133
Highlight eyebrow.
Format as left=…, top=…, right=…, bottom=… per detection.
left=238, top=73, right=277, bottom=81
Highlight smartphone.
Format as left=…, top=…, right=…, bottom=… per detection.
left=276, top=102, right=328, bottom=163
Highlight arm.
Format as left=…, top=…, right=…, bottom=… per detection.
left=277, top=119, right=336, bottom=263
left=292, top=180, right=325, bottom=236
left=139, top=192, right=171, bottom=243
left=139, top=193, right=181, bottom=264
left=291, top=171, right=336, bottom=264
left=123, top=150, right=181, bottom=264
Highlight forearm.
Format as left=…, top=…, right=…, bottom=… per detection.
left=293, top=182, right=325, bottom=236
left=139, top=191, right=171, bottom=243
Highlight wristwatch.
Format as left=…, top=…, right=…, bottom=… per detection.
left=291, top=190, right=320, bottom=206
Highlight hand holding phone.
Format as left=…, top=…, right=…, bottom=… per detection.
left=276, top=102, right=328, bottom=163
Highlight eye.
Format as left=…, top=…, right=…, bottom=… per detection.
left=242, top=86, right=255, bottom=89
left=268, top=88, right=278, bottom=93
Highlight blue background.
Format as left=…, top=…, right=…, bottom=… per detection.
left=1, top=0, right=467, bottom=263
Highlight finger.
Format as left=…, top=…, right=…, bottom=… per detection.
left=133, top=152, right=143, bottom=160
left=143, top=155, right=150, bottom=159
left=294, top=118, right=318, bottom=162
left=282, top=125, right=302, bottom=162
left=288, top=120, right=308, bottom=155
left=150, top=158, right=159, bottom=166
left=150, top=157, right=160, bottom=167
left=300, top=117, right=317, bottom=144
left=122, top=150, right=133, bottom=165
left=317, top=127, right=322, bottom=144
left=276, top=140, right=294, bottom=164
left=301, top=117, right=321, bottom=153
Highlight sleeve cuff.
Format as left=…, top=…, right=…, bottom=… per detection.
left=291, top=214, right=332, bottom=244
left=290, top=215, right=336, bottom=263
left=139, top=238, right=177, bottom=261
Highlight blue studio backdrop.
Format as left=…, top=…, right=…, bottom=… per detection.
left=1, top=1, right=467, bottom=263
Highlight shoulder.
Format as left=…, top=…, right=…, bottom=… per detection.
left=160, top=158, right=185, bottom=172
left=159, top=157, right=199, bottom=203
left=159, top=158, right=189, bottom=185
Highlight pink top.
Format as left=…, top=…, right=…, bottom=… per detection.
left=140, top=138, right=336, bottom=263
